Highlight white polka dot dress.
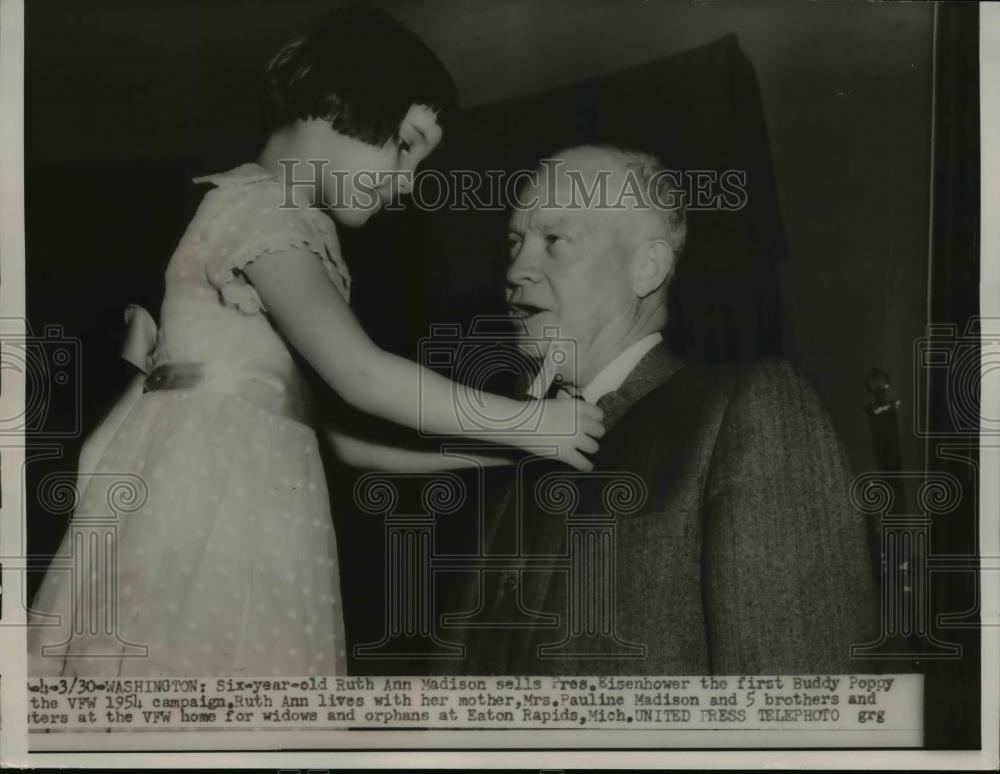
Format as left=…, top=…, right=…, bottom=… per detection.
left=28, top=164, right=350, bottom=678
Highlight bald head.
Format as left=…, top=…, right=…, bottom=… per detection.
left=538, top=144, right=687, bottom=254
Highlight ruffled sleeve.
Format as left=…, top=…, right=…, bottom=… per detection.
left=193, top=171, right=351, bottom=315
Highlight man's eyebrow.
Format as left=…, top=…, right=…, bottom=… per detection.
left=539, top=213, right=586, bottom=233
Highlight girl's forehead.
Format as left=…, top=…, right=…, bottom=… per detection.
left=407, top=105, right=443, bottom=142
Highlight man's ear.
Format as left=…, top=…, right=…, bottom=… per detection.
left=632, top=238, right=675, bottom=298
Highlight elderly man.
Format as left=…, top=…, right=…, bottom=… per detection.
left=451, top=144, right=879, bottom=675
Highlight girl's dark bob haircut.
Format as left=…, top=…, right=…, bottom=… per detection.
left=264, top=4, right=459, bottom=146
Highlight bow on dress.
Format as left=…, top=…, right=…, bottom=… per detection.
left=120, top=304, right=159, bottom=375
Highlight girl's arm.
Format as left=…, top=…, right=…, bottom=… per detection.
left=324, top=426, right=512, bottom=472
left=244, top=248, right=602, bottom=470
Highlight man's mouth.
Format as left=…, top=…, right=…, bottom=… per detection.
left=507, top=302, right=548, bottom=319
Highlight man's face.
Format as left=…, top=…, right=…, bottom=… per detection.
left=505, top=162, right=637, bottom=384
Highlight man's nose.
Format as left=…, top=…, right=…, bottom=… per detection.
left=506, top=242, right=541, bottom=288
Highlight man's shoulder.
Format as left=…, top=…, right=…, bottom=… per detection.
left=723, top=357, right=826, bottom=423
left=627, top=357, right=845, bottom=497
left=656, top=356, right=811, bottom=402
left=627, top=356, right=824, bottom=445
left=640, top=355, right=804, bottom=407
left=685, top=358, right=838, bottom=463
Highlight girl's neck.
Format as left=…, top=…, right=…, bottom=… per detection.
left=256, top=131, right=319, bottom=209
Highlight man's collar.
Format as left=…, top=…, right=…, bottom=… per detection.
left=595, top=339, right=684, bottom=429
left=526, top=332, right=666, bottom=401
left=581, top=332, right=663, bottom=403
left=523, top=333, right=682, bottom=428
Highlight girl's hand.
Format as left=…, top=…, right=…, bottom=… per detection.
left=523, top=397, right=605, bottom=471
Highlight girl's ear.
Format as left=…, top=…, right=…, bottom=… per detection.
left=633, top=238, right=675, bottom=298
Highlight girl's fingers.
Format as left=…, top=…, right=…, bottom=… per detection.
left=577, top=434, right=599, bottom=455
left=584, top=417, right=606, bottom=439
left=567, top=451, right=594, bottom=472
left=581, top=401, right=604, bottom=421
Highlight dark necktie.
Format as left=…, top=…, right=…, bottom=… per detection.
left=596, top=388, right=631, bottom=429
left=545, top=378, right=576, bottom=400
left=546, top=381, right=631, bottom=428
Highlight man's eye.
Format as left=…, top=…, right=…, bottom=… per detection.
left=545, top=234, right=565, bottom=247
left=507, top=236, right=523, bottom=255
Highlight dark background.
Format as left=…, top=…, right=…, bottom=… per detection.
left=23, top=0, right=980, bottom=749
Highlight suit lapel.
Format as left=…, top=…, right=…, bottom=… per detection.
left=596, top=341, right=685, bottom=430
left=527, top=342, right=683, bottom=668
left=471, top=342, right=684, bottom=671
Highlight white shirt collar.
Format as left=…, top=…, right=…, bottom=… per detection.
left=581, top=332, right=663, bottom=403
left=527, top=331, right=663, bottom=402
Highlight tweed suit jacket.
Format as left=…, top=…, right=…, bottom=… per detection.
left=452, top=343, right=880, bottom=675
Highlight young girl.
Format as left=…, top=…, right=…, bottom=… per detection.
left=27, top=6, right=602, bottom=679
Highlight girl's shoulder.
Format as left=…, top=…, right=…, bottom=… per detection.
left=193, top=163, right=297, bottom=225
left=193, top=162, right=280, bottom=190
left=181, top=163, right=350, bottom=314
left=192, top=163, right=341, bottom=249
